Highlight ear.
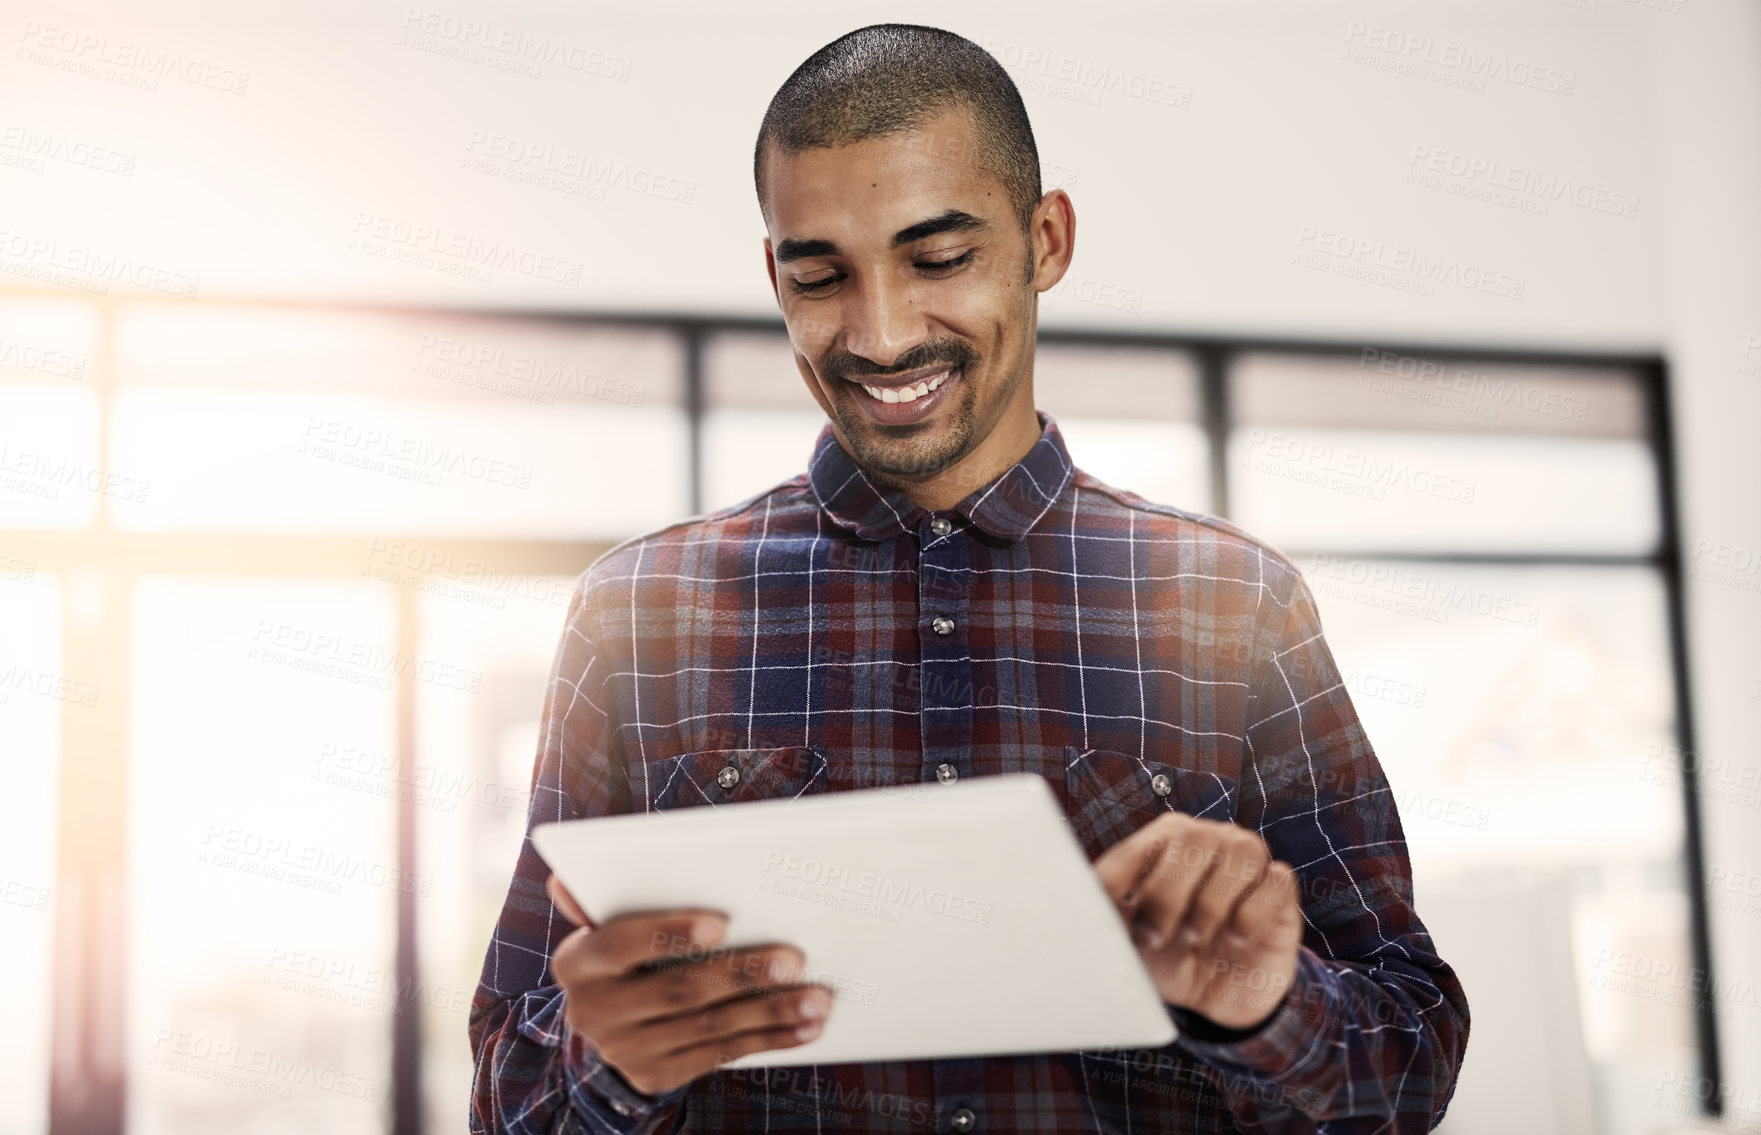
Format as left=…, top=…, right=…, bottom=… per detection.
left=763, top=236, right=781, bottom=308
left=1028, top=189, right=1076, bottom=294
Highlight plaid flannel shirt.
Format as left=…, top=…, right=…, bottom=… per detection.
left=469, top=410, right=1469, bottom=1133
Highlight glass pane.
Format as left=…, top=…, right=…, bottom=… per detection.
left=702, top=332, right=826, bottom=513
left=129, top=578, right=398, bottom=1135
left=116, top=306, right=683, bottom=404
left=1234, top=350, right=1646, bottom=437
left=1036, top=343, right=1209, bottom=512
left=1229, top=351, right=1660, bottom=555
left=414, top=581, right=577, bottom=1133
left=0, top=380, right=103, bottom=530
left=1229, top=427, right=1660, bottom=555
left=111, top=308, right=689, bottom=538
left=1296, top=559, right=1693, bottom=1135
left=0, top=569, right=62, bottom=1135
left=0, top=297, right=99, bottom=384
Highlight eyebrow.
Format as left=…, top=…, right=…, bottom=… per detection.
left=773, top=209, right=990, bottom=264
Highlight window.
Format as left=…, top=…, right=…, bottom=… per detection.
left=0, top=292, right=1714, bottom=1135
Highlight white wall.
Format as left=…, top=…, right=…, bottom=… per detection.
left=6, top=0, right=1757, bottom=1120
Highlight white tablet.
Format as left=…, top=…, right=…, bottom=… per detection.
left=530, top=772, right=1177, bottom=1068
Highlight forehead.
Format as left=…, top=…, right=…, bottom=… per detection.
left=762, top=106, right=1009, bottom=245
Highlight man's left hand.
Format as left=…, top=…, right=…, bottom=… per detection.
left=1094, top=812, right=1304, bottom=1031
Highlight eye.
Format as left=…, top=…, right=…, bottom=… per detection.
left=790, top=271, right=841, bottom=295
left=916, top=248, right=976, bottom=276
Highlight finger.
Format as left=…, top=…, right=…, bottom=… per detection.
left=595, top=944, right=810, bottom=1028
left=1093, top=812, right=1194, bottom=907
left=642, top=1012, right=829, bottom=1090
left=546, top=874, right=592, bottom=928
left=562, top=910, right=729, bottom=982
left=1223, top=861, right=1302, bottom=948
left=636, top=984, right=833, bottom=1062
left=1178, top=828, right=1269, bottom=950
left=1127, top=828, right=1225, bottom=952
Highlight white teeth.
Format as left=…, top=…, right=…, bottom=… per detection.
left=860, top=369, right=951, bottom=405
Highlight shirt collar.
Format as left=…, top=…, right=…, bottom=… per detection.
left=807, top=410, right=1075, bottom=544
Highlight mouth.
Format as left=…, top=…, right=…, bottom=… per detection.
left=842, top=364, right=961, bottom=425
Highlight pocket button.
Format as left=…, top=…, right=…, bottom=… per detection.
left=716, top=765, right=741, bottom=789
left=1150, top=772, right=1172, bottom=798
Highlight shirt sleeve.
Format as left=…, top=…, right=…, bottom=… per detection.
left=1172, top=558, right=1471, bottom=1132
left=467, top=574, right=692, bottom=1134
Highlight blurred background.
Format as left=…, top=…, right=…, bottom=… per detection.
left=1, top=1, right=1758, bottom=1133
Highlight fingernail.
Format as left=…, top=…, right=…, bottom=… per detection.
left=1179, top=927, right=1203, bottom=947
left=692, top=917, right=726, bottom=947
left=795, top=1021, right=823, bottom=1041
left=768, top=957, right=801, bottom=983
left=799, top=992, right=829, bottom=1020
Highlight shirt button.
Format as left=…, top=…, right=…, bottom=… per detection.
left=717, top=765, right=741, bottom=790
left=1150, top=772, right=1172, bottom=797
left=950, top=1106, right=978, bottom=1131
left=609, top=1099, right=633, bottom=1117
left=936, top=763, right=958, bottom=784
left=929, top=516, right=953, bottom=537
left=931, top=616, right=956, bottom=636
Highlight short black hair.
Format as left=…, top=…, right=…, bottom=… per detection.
left=754, top=24, right=1042, bottom=233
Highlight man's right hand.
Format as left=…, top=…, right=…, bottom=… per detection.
left=546, top=873, right=834, bottom=1097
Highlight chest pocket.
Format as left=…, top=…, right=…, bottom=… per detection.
left=640, top=746, right=829, bottom=813
left=1064, top=748, right=1239, bottom=861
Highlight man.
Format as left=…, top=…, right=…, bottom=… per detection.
left=470, top=23, right=1468, bottom=1134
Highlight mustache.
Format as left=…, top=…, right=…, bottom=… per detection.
left=825, top=340, right=977, bottom=384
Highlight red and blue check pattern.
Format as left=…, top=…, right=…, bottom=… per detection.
left=469, top=411, right=1469, bottom=1133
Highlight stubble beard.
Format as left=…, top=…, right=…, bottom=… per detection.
left=834, top=358, right=1025, bottom=489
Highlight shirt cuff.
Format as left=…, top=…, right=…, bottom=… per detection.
left=513, top=987, right=690, bottom=1127
left=1171, top=946, right=1334, bottom=1085
left=562, top=1028, right=692, bottom=1123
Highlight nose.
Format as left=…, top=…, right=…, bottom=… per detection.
left=839, top=268, right=927, bottom=370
